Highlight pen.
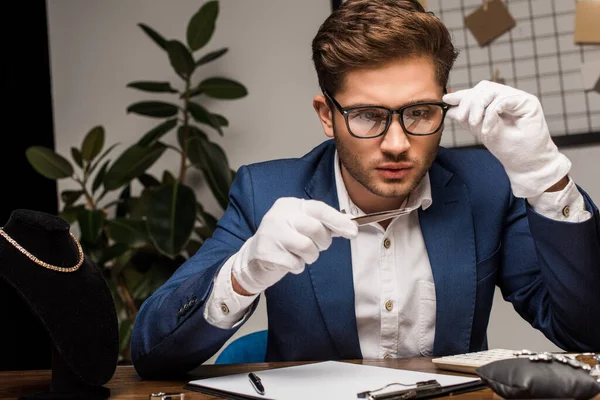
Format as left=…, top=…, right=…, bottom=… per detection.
left=248, top=372, right=265, bottom=395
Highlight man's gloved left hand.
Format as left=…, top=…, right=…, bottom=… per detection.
left=443, top=80, right=571, bottom=198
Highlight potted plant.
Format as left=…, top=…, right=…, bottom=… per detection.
left=25, top=0, right=247, bottom=362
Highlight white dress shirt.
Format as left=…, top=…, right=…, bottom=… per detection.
left=333, top=151, right=436, bottom=358
left=203, top=150, right=591, bottom=357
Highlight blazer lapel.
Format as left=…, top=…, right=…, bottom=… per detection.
left=304, top=144, right=362, bottom=359
left=418, top=162, right=477, bottom=356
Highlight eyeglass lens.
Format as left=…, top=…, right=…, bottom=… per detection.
left=347, top=104, right=444, bottom=137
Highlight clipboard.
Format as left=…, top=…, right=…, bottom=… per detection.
left=184, top=361, right=487, bottom=400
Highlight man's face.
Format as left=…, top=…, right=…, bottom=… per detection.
left=314, top=56, right=443, bottom=203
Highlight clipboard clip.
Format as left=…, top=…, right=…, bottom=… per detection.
left=357, top=379, right=441, bottom=400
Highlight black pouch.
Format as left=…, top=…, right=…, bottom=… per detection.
left=475, top=356, right=600, bottom=400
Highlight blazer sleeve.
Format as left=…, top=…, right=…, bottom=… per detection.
left=130, top=165, right=259, bottom=379
left=498, top=184, right=600, bottom=351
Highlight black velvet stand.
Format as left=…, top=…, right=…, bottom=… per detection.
left=0, top=209, right=119, bottom=399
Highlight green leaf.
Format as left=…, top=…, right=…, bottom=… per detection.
left=187, top=102, right=222, bottom=135
left=88, top=143, right=119, bottom=177
left=126, top=81, right=178, bottom=93
left=186, top=239, right=202, bottom=257
left=116, top=185, right=131, bottom=218
left=106, top=218, right=149, bottom=247
left=81, top=125, right=105, bottom=161
left=118, top=318, right=134, bottom=355
left=213, top=113, right=228, bottom=127
left=182, top=85, right=204, bottom=98
left=186, top=136, right=206, bottom=168
left=130, top=190, right=154, bottom=220
left=203, top=211, right=219, bottom=232
left=197, top=77, right=248, bottom=99
left=195, top=210, right=218, bottom=240
left=61, top=190, right=83, bottom=207
left=92, top=160, right=110, bottom=194
left=166, top=40, right=195, bottom=77
left=162, top=170, right=176, bottom=185
left=130, top=270, right=152, bottom=301
left=195, top=47, right=228, bottom=67
left=99, top=243, right=130, bottom=266
left=71, top=147, right=83, bottom=168
left=137, top=173, right=161, bottom=188
left=77, top=209, right=105, bottom=245
left=127, top=101, right=179, bottom=118
left=177, top=125, right=207, bottom=150
left=138, top=23, right=167, bottom=50
left=110, top=248, right=136, bottom=281
left=188, top=136, right=231, bottom=209
left=137, top=118, right=178, bottom=147
left=122, top=263, right=145, bottom=292
left=59, top=205, right=85, bottom=224
left=106, top=279, right=124, bottom=317
left=126, top=261, right=172, bottom=301
left=104, top=144, right=166, bottom=190
left=194, top=225, right=211, bottom=241
left=186, top=0, right=219, bottom=51
left=26, top=146, right=74, bottom=179
left=83, top=244, right=106, bottom=265
left=147, top=182, right=197, bottom=257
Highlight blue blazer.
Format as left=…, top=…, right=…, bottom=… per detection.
left=131, top=139, right=600, bottom=379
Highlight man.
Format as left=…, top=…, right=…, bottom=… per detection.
left=130, top=0, right=600, bottom=379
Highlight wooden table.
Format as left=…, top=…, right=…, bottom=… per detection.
left=0, top=357, right=504, bottom=399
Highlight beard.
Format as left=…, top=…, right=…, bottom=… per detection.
left=333, top=123, right=440, bottom=199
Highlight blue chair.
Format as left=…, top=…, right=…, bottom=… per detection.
left=215, top=330, right=268, bottom=364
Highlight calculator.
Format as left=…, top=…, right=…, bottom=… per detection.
left=432, top=349, right=529, bottom=374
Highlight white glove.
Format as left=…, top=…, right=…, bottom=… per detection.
left=231, top=197, right=358, bottom=295
left=443, top=80, right=571, bottom=198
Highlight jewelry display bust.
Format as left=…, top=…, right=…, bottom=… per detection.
left=0, top=209, right=118, bottom=399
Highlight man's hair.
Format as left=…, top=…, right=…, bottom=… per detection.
left=312, top=0, right=459, bottom=95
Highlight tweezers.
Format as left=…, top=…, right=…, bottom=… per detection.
left=345, top=208, right=412, bottom=226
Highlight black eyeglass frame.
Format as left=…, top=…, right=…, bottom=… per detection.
left=324, top=90, right=452, bottom=139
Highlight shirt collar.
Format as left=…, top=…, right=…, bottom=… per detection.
left=333, top=150, right=433, bottom=218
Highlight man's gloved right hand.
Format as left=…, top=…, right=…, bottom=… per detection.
left=231, top=197, right=359, bottom=295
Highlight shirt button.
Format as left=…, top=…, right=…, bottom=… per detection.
left=383, top=238, right=391, bottom=249
left=562, top=205, right=570, bottom=217
left=351, top=207, right=358, bottom=216
left=220, top=303, right=230, bottom=314
left=385, top=300, right=393, bottom=311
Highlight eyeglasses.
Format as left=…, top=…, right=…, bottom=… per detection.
left=324, top=90, right=451, bottom=139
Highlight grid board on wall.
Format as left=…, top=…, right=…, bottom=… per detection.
left=429, top=0, right=600, bottom=148
left=331, top=0, right=600, bottom=148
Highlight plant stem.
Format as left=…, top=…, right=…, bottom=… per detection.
left=117, top=274, right=138, bottom=320
left=103, top=198, right=126, bottom=209
left=74, top=176, right=97, bottom=209
left=162, top=143, right=183, bottom=154
left=96, top=188, right=111, bottom=205
left=179, top=79, right=191, bottom=182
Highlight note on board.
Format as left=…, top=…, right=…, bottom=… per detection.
left=465, top=0, right=516, bottom=47
left=574, top=1, right=600, bottom=44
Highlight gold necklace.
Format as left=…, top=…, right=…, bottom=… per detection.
left=0, top=228, right=84, bottom=272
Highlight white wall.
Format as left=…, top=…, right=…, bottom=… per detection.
left=46, top=0, right=599, bottom=364
left=46, top=0, right=330, bottom=365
